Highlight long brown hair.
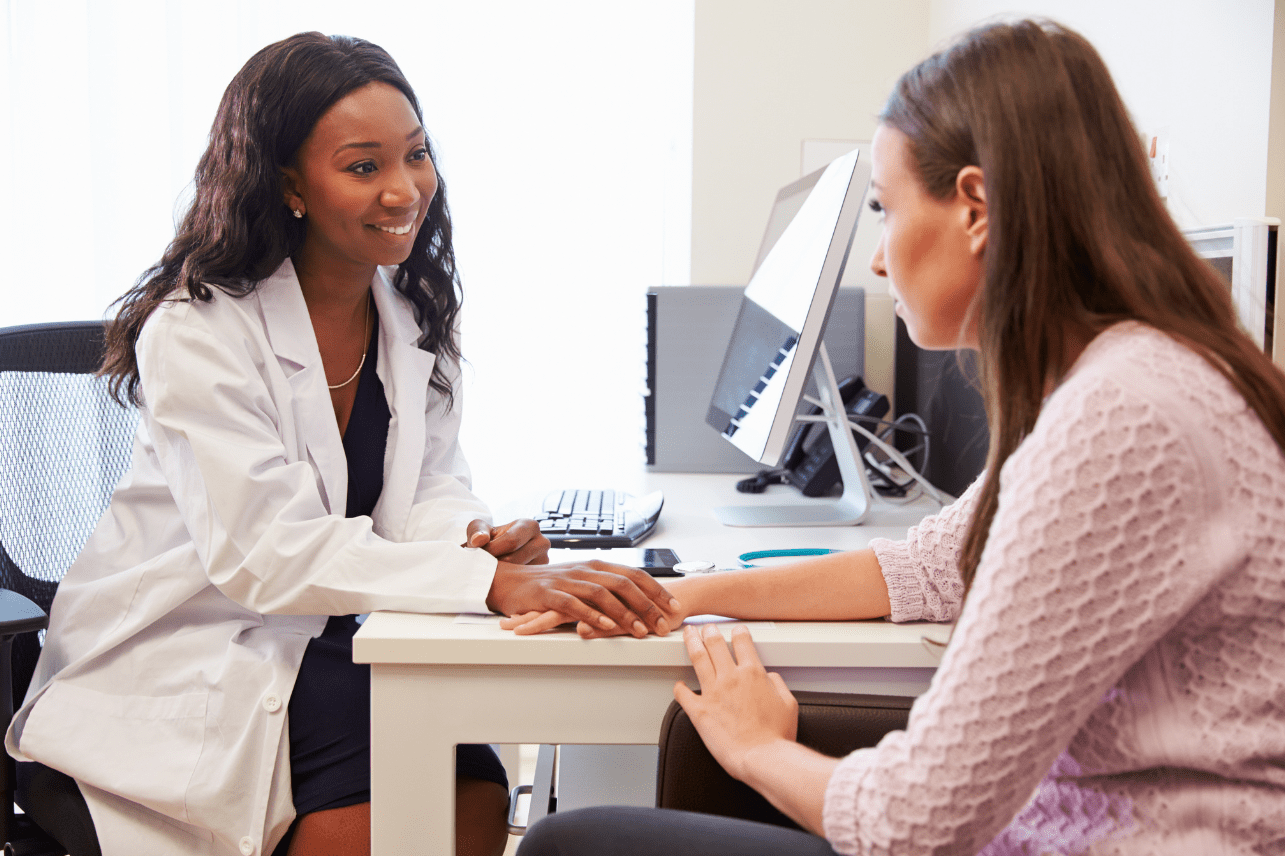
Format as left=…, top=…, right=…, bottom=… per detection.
left=102, top=32, right=464, bottom=408
left=880, top=20, right=1285, bottom=599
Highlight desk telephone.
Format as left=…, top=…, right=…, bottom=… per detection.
left=738, top=376, right=890, bottom=498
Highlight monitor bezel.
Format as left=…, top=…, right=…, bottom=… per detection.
left=705, top=150, right=872, bottom=467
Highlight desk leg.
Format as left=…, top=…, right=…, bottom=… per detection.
left=370, top=664, right=458, bottom=855
left=368, top=663, right=685, bottom=856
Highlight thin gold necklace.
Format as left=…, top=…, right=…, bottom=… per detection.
left=327, top=295, right=371, bottom=390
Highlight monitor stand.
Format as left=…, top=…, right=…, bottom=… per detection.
left=715, top=345, right=874, bottom=527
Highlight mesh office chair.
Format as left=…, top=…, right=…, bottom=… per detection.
left=0, top=321, right=139, bottom=856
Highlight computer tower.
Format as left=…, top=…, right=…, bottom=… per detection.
left=645, top=285, right=867, bottom=473
left=893, top=319, right=988, bottom=498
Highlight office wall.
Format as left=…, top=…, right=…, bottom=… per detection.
left=1269, top=0, right=1285, bottom=223
left=693, top=1, right=1281, bottom=276
left=691, top=0, right=931, bottom=287
left=928, top=1, right=1277, bottom=230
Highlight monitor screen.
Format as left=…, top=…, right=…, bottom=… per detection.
left=750, top=170, right=823, bottom=276
left=705, top=150, right=871, bottom=466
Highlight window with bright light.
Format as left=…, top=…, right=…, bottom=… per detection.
left=1, top=1, right=694, bottom=506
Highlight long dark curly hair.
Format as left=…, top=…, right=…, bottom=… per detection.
left=102, top=32, right=463, bottom=408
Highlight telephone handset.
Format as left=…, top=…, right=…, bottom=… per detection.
left=785, top=375, right=889, bottom=497
left=737, top=376, right=890, bottom=498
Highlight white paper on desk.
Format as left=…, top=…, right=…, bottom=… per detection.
left=682, top=616, right=776, bottom=630
left=452, top=614, right=776, bottom=633
left=454, top=613, right=502, bottom=625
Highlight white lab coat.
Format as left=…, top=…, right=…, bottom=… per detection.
left=6, top=260, right=499, bottom=856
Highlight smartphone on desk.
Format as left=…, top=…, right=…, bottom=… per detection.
left=548, top=547, right=681, bottom=577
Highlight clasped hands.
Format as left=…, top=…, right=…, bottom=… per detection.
left=467, top=518, right=681, bottom=638
left=470, top=521, right=800, bottom=788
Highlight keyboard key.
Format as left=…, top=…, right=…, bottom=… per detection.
left=535, top=489, right=663, bottom=548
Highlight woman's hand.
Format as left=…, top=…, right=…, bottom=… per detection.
left=673, top=624, right=798, bottom=783
left=485, top=560, right=682, bottom=638
left=464, top=518, right=549, bottom=565
left=501, top=595, right=692, bottom=638
left=501, top=573, right=703, bottom=637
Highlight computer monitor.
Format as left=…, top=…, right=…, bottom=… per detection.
left=750, top=169, right=825, bottom=275
left=704, top=149, right=873, bottom=526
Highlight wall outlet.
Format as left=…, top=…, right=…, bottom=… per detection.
left=1147, top=131, right=1170, bottom=199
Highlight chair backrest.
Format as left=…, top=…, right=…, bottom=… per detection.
left=0, top=322, right=138, bottom=705
left=656, top=690, right=913, bottom=829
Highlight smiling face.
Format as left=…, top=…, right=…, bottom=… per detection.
left=282, top=82, right=437, bottom=281
left=868, top=124, right=987, bottom=350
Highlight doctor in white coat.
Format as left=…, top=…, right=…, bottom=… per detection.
left=6, top=32, right=679, bottom=856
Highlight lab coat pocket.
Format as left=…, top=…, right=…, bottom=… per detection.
left=22, top=681, right=208, bottom=823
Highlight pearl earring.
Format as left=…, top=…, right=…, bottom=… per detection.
left=292, top=208, right=304, bottom=219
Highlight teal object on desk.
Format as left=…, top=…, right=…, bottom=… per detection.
left=737, top=548, right=840, bottom=568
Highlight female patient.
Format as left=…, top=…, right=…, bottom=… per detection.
left=5, top=32, right=677, bottom=856
left=512, top=19, right=1285, bottom=855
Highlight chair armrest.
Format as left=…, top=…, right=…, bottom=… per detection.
left=0, top=590, right=47, bottom=639
left=0, top=590, right=51, bottom=851
left=655, top=690, right=913, bottom=830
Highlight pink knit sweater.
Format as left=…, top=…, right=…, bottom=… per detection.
left=825, top=323, right=1285, bottom=855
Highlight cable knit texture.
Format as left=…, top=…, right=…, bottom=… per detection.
left=824, top=323, right=1285, bottom=855
left=870, top=477, right=979, bottom=623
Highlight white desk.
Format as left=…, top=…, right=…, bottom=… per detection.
left=354, top=472, right=950, bottom=855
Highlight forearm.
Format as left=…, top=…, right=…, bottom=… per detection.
left=739, top=738, right=839, bottom=835
left=665, top=549, right=890, bottom=621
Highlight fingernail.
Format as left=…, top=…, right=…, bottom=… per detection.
left=668, top=598, right=681, bottom=611
left=633, top=620, right=647, bottom=636
left=656, top=617, right=670, bottom=635
left=598, top=615, right=616, bottom=629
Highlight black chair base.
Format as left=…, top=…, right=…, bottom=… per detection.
left=3, top=813, right=64, bottom=856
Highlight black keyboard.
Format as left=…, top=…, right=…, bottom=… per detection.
left=535, top=489, right=664, bottom=548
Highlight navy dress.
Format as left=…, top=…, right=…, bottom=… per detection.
left=273, top=311, right=506, bottom=853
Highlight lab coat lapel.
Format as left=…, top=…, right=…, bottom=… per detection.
left=256, top=260, right=348, bottom=515
left=371, top=269, right=436, bottom=539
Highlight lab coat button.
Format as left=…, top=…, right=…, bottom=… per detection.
left=262, top=694, right=282, bottom=713
left=239, top=836, right=255, bottom=855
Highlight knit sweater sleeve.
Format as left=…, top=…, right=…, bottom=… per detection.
left=869, top=478, right=981, bottom=623
left=821, top=334, right=1248, bottom=855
